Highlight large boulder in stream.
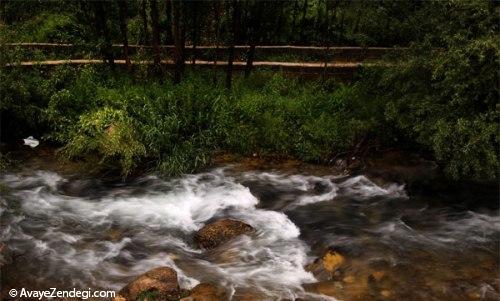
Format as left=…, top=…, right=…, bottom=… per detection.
left=115, top=267, right=180, bottom=301
left=194, top=219, right=254, bottom=249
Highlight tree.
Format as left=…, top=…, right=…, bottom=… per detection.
left=190, top=1, right=200, bottom=65
left=150, top=0, right=161, bottom=68
left=140, top=0, right=149, bottom=45
left=212, top=0, right=222, bottom=84
left=300, top=0, right=308, bottom=44
left=245, top=1, right=262, bottom=78
left=226, top=0, right=241, bottom=89
left=93, top=0, right=114, bottom=68
left=291, top=0, right=299, bottom=42
left=164, top=0, right=173, bottom=44
left=117, top=0, right=131, bottom=70
left=172, top=0, right=184, bottom=84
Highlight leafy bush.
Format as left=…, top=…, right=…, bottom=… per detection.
left=379, top=0, right=499, bottom=180
left=61, top=107, right=146, bottom=175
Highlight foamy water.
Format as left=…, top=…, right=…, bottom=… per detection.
left=1, top=168, right=498, bottom=300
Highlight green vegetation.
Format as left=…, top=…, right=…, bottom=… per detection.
left=1, top=66, right=385, bottom=176
left=2, top=63, right=497, bottom=180
left=0, top=0, right=498, bottom=181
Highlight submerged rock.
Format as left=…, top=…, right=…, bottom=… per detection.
left=180, top=283, right=226, bottom=301
left=194, top=219, right=254, bottom=249
left=115, top=267, right=180, bottom=301
left=306, top=248, right=346, bottom=280
left=303, top=281, right=345, bottom=298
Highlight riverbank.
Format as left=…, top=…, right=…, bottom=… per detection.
left=2, top=65, right=498, bottom=182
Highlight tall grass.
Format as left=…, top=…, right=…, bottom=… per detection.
left=2, top=64, right=496, bottom=181
left=1, top=66, right=386, bottom=176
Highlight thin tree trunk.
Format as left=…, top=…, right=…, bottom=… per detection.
left=300, top=0, right=308, bottom=44
left=150, top=0, right=161, bottom=68
left=165, top=0, right=173, bottom=44
left=245, top=2, right=261, bottom=78
left=180, top=2, right=186, bottom=71
left=352, top=1, right=363, bottom=35
left=94, top=1, right=114, bottom=68
left=0, top=0, right=5, bottom=24
left=172, top=0, right=184, bottom=84
left=226, top=0, right=240, bottom=89
left=140, top=0, right=149, bottom=45
left=212, top=0, right=221, bottom=85
left=322, top=0, right=330, bottom=81
left=273, top=2, right=284, bottom=44
left=291, top=0, right=299, bottom=41
left=191, top=1, right=199, bottom=65
left=117, top=0, right=131, bottom=70
left=339, top=8, right=345, bottom=43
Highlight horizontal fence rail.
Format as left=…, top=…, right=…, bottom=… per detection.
left=4, top=43, right=396, bottom=79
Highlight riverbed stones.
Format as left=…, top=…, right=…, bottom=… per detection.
left=194, top=219, right=254, bottom=249
left=306, top=248, right=346, bottom=280
left=180, top=283, right=226, bottom=301
left=115, top=267, right=180, bottom=301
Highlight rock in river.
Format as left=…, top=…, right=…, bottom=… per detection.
left=194, top=219, right=254, bottom=249
left=180, top=283, right=226, bottom=301
left=306, top=248, right=346, bottom=281
left=115, top=267, right=180, bottom=301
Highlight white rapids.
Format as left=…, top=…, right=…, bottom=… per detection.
left=1, top=169, right=354, bottom=299
left=2, top=167, right=497, bottom=301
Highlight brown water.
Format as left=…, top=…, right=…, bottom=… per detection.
left=1, top=162, right=498, bottom=300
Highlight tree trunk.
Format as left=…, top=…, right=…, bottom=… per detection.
left=140, top=0, right=149, bottom=45
left=117, top=0, right=131, bottom=70
left=150, top=0, right=161, bottom=68
left=322, top=0, right=331, bottom=81
left=94, top=1, right=114, bottom=68
left=245, top=2, right=261, bottom=78
left=180, top=2, right=187, bottom=70
left=352, top=1, right=363, bottom=35
left=226, top=0, right=240, bottom=89
left=273, top=2, right=284, bottom=44
left=339, top=7, right=345, bottom=43
left=190, top=1, right=200, bottom=65
left=172, top=0, right=184, bottom=84
left=164, top=0, right=173, bottom=44
left=212, top=0, right=221, bottom=85
left=300, top=0, right=308, bottom=44
left=291, top=0, right=299, bottom=41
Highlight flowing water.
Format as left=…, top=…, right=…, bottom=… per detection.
left=1, top=164, right=499, bottom=300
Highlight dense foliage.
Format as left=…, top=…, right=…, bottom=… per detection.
left=0, top=0, right=498, bottom=181
left=1, top=66, right=385, bottom=175
left=378, top=0, right=499, bottom=179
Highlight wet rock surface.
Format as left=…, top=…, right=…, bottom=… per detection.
left=180, top=283, right=225, bottom=301
left=116, top=267, right=180, bottom=301
left=194, top=219, right=254, bottom=249
left=306, top=248, right=347, bottom=281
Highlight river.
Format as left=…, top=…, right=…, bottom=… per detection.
left=1, top=159, right=498, bottom=300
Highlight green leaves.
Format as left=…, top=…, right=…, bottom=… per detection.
left=61, top=107, right=146, bottom=176
left=377, top=0, right=499, bottom=180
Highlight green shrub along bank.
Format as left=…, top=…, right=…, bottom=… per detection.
left=1, top=64, right=497, bottom=181
left=2, top=66, right=387, bottom=176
